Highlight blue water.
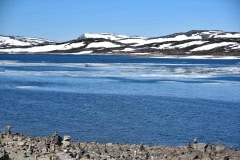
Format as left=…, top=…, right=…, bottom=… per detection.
left=0, top=54, right=240, bottom=148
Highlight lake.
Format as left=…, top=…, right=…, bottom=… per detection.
left=0, top=54, right=239, bottom=149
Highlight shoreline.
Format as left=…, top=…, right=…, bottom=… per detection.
left=1, top=131, right=239, bottom=160
left=0, top=52, right=240, bottom=59
left=149, top=55, right=240, bottom=59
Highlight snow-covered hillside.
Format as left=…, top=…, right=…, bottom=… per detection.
left=0, top=35, right=55, bottom=48
left=0, top=30, right=240, bottom=56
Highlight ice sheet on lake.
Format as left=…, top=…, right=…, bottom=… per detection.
left=0, top=58, right=240, bottom=103
left=1, top=61, right=240, bottom=83
left=15, top=86, right=39, bottom=89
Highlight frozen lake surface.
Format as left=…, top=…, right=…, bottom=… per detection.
left=0, top=54, right=239, bottom=148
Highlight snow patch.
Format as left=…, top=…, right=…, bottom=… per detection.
left=67, top=42, right=85, bottom=48
left=173, top=41, right=208, bottom=48
left=0, top=36, right=31, bottom=46
left=86, top=42, right=121, bottom=48
left=121, top=48, right=135, bottom=52
left=82, top=33, right=129, bottom=40
left=134, top=34, right=202, bottom=46
left=131, top=53, right=150, bottom=55
left=191, top=42, right=237, bottom=51
left=77, top=50, right=93, bottom=54
left=0, top=36, right=54, bottom=47
left=213, top=33, right=240, bottom=38
left=118, top=38, right=147, bottom=45
left=231, top=44, right=240, bottom=50
left=150, top=41, right=208, bottom=50
left=153, top=43, right=172, bottom=49
left=0, top=42, right=85, bottom=52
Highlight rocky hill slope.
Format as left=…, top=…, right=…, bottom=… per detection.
left=0, top=30, right=240, bottom=56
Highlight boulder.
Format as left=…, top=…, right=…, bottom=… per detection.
left=216, top=142, right=225, bottom=153
left=192, top=143, right=208, bottom=152
left=178, top=152, right=200, bottom=160
left=80, top=158, right=90, bottom=160
left=63, top=136, right=71, bottom=142
left=51, top=132, right=62, bottom=145
left=193, top=138, right=198, bottom=144
left=62, top=136, right=71, bottom=148
left=0, top=150, right=9, bottom=160
left=17, top=141, right=26, bottom=147
left=55, top=152, right=75, bottom=160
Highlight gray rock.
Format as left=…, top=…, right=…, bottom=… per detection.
left=63, top=136, right=71, bottom=142
left=202, top=156, right=213, bottom=160
left=62, top=141, right=71, bottom=148
left=192, top=143, right=208, bottom=152
left=80, top=158, right=90, bottom=160
left=51, top=132, right=62, bottom=146
left=216, top=141, right=226, bottom=153
left=0, top=150, right=9, bottom=160
left=1, top=130, right=240, bottom=160
left=62, top=135, right=71, bottom=148
left=55, top=152, right=75, bottom=160
left=193, top=138, right=198, bottom=144
left=178, top=152, right=199, bottom=160
left=17, top=141, right=26, bottom=147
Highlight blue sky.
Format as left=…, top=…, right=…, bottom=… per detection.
left=0, top=0, right=239, bottom=41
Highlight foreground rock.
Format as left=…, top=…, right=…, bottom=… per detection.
left=0, top=131, right=239, bottom=160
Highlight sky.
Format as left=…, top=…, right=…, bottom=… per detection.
left=0, top=0, right=240, bottom=41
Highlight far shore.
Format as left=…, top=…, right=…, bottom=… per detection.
left=0, top=52, right=240, bottom=60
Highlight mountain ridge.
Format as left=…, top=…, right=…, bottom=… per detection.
left=0, top=30, right=240, bottom=56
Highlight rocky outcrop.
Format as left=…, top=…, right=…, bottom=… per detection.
left=0, top=131, right=239, bottom=160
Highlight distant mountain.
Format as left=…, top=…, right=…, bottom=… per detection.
left=0, top=30, right=240, bottom=56
left=0, top=35, right=55, bottom=48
